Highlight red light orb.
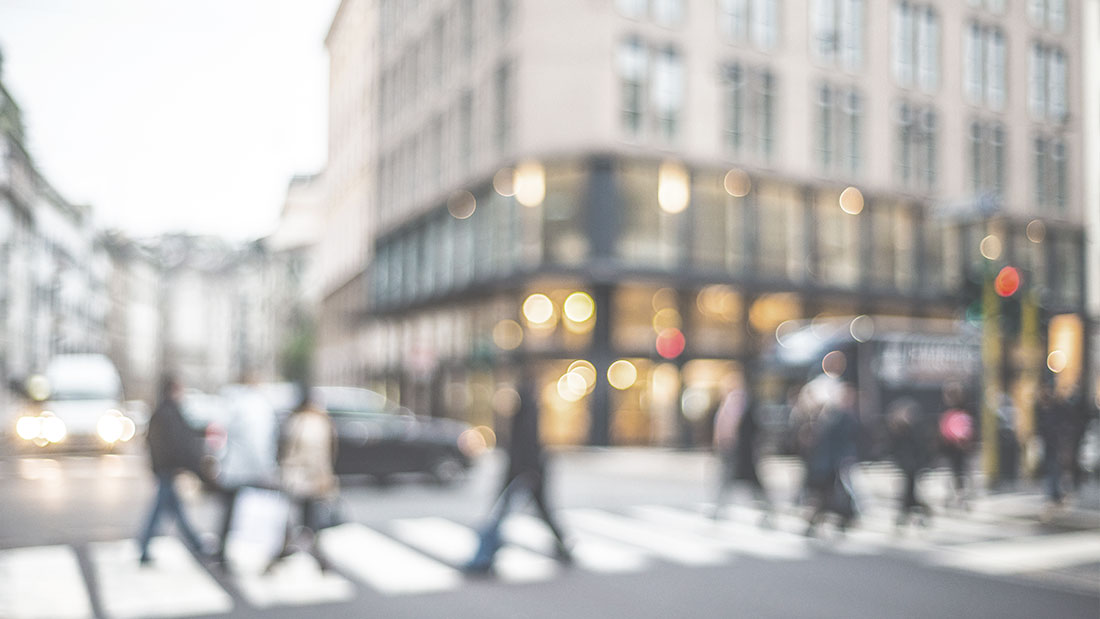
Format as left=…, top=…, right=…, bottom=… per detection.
left=994, top=266, right=1021, bottom=297
left=656, top=328, right=686, bottom=359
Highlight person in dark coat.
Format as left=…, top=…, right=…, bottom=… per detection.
left=465, top=368, right=571, bottom=573
left=711, top=375, right=773, bottom=523
left=137, top=374, right=208, bottom=564
left=887, top=399, right=932, bottom=527
left=1036, top=384, right=1069, bottom=506
left=938, top=383, right=975, bottom=511
left=804, top=381, right=860, bottom=537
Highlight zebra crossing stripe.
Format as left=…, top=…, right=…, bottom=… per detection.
left=389, top=517, right=560, bottom=583
left=502, top=513, right=651, bottom=573
left=631, top=505, right=813, bottom=561
left=0, top=545, right=93, bottom=619
left=89, top=538, right=232, bottom=619
left=228, top=540, right=355, bottom=607
left=562, top=508, right=727, bottom=567
left=932, top=530, right=1100, bottom=575
left=318, top=523, right=463, bottom=595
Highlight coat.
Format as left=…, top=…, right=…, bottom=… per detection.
left=146, top=399, right=203, bottom=476
left=217, top=387, right=278, bottom=489
left=279, top=407, right=338, bottom=500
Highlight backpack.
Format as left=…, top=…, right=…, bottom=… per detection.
left=939, top=409, right=973, bottom=447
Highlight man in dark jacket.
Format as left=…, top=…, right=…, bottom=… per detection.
left=465, top=368, right=571, bottom=573
left=887, top=399, right=932, bottom=527
left=137, top=374, right=207, bottom=564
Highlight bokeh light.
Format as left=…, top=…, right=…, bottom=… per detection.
left=723, top=168, right=751, bottom=197
left=839, top=186, right=864, bottom=215
left=849, top=315, right=875, bottom=342
left=493, top=167, right=516, bottom=196
left=1047, top=350, right=1067, bottom=374
left=652, top=287, right=678, bottom=312
left=656, top=328, right=686, bottom=359
left=447, top=190, right=476, bottom=219
left=1026, top=219, right=1046, bottom=244
left=607, top=360, right=638, bottom=390
left=492, top=319, right=524, bottom=350
left=567, top=360, right=597, bottom=394
left=652, top=307, right=682, bottom=333
left=822, top=350, right=847, bottom=378
left=994, top=266, right=1020, bottom=297
left=563, top=291, right=595, bottom=323
left=557, top=372, right=588, bottom=402
left=514, top=161, right=546, bottom=207
left=979, top=234, right=1003, bottom=260
left=657, top=161, right=690, bottom=214
left=522, top=293, right=554, bottom=325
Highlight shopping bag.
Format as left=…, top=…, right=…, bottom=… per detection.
left=229, top=487, right=290, bottom=558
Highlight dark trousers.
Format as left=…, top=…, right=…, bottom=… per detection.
left=468, top=472, right=568, bottom=569
left=138, top=473, right=204, bottom=560
left=898, top=469, right=929, bottom=523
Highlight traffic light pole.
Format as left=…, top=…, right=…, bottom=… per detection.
left=981, top=271, right=1001, bottom=486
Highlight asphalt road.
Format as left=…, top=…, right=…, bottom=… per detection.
left=1, top=445, right=1098, bottom=619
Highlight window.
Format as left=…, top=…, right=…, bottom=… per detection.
left=720, top=0, right=780, bottom=50
left=869, top=202, right=916, bottom=291
left=652, top=46, right=684, bottom=141
left=964, top=22, right=1006, bottom=111
left=653, top=0, right=685, bottom=26
left=617, top=0, right=648, bottom=19
left=494, top=61, right=513, bottom=152
left=895, top=102, right=937, bottom=191
left=815, top=189, right=859, bottom=288
left=1029, top=0, right=1066, bottom=33
left=459, top=91, right=473, bottom=174
left=617, top=162, right=681, bottom=268
left=1034, top=135, right=1068, bottom=211
left=969, top=120, right=1006, bottom=197
left=722, top=65, right=776, bottom=161
left=1029, top=43, right=1067, bottom=123
left=756, top=182, right=804, bottom=280
left=692, top=173, right=747, bottom=273
left=811, top=0, right=864, bottom=71
left=816, top=84, right=862, bottom=176
left=893, top=2, right=939, bottom=93
left=618, top=37, right=648, bottom=137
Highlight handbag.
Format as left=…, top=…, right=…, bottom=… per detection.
left=230, top=486, right=291, bottom=556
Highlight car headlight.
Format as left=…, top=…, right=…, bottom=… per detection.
left=97, top=412, right=125, bottom=443
left=16, top=416, right=41, bottom=441
left=40, top=414, right=66, bottom=443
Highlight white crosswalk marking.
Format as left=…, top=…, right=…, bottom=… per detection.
left=631, top=505, right=813, bottom=561
left=562, top=508, right=728, bottom=566
left=390, top=517, right=561, bottom=583
left=502, top=513, right=652, bottom=573
left=932, top=531, right=1100, bottom=575
left=90, top=537, right=233, bottom=619
left=0, top=545, right=94, bottom=619
left=318, top=523, right=463, bottom=595
left=227, top=540, right=355, bottom=608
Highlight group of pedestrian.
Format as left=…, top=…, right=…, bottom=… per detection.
left=137, top=373, right=338, bottom=574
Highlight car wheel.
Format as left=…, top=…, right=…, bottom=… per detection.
left=431, top=454, right=466, bottom=485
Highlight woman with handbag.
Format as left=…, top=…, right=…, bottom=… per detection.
left=265, top=389, right=338, bottom=574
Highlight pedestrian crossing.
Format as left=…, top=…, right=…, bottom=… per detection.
left=0, top=502, right=1097, bottom=618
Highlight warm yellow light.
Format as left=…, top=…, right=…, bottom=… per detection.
left=697, top=285, right=740, bottom=321
left=98, top=414, right=124, bottom=443
left=563, top=292, right=595, bottom=324
left=557, top=373, right=587, bottom=402
left=567, top=360, right=597, bottom=393
left=492, top=319, right=524, bottom=350
left=657, top=161, right=690, bottom=214
left=723, top=169, right=751, bottom=197
left=522, top=293, right=555, bottom=325
left=1026, top=219, right=1046, bottom=243
left=514, top=161, right=546, bottom=207
left=25, top=375, right=49, bottom=402
left=839, top=186, right=864, bottom=215
left=1047, top=350, right=1068, bottom=373
left=16, top=416, right=41, bottom=441
left=447, top=190, right=477, bottom=219
left=493, top=167, right=516, bottom=197
left=120, top=417, right=137, bottom=442
left=652, top=288, right=677, bottom=312
left=979, top=235, right=1003, bottom=260
left=749, top=293, right=800, bottom=334
left=652, top=307, right=682, bottom=333
left=607, top=360, right=638, bottom=390
left=41, top=415, right=66, bottom=444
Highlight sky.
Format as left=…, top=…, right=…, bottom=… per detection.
left=0, top=0, right=341, bottom=240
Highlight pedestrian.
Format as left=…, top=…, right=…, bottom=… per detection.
left=137, top=374, right=209, bottom=565
left=804, top=379, right=860, bottom=537
left=265, top=389, right=338, bottom=574
left=995, top=392, right=1020, bottom=489
left=938, top=384, right=975, bottom=511
left=887, top=399, right=932, bottom=528
left=711, top=371, right=773, bottom=524
left=1035, top=383, right=1069, bottom=507
left=212, top=373, right=279, bottom=567
left=465, top=368, right=571, bottom=573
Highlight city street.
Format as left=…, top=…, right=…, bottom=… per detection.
left=1, top=447, right=1097, bottom=619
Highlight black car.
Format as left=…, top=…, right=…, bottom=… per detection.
left=275, top=385, right=485, bottom=485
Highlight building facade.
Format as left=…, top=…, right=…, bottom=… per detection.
left=319, top=0, right=1092, bottom=446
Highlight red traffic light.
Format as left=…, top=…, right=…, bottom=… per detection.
left=994, top=266, right=1021, bottom=297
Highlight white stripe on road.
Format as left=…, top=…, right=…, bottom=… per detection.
left=561, top=509, right=727, bottom=567
left=227, top=540, right=355, bottom=608
left=318, top=523, right=462, bottom=595
left=390, top=517, right=560, bottom=583
left=0, top=545, right=93, bottom=619
left=631, top=505, right=813, bottom=561
left=932, top=531, right=1100, bottom=575
left=90, top=538, right=232, bottom=619
left=502, top=514, right=651, bottom=573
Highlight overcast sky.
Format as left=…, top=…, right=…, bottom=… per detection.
left=0, top=0, right=340, bottom=240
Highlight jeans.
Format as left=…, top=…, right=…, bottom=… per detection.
left=138, top=472, right=205, bottom=560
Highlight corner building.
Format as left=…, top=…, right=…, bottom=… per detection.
left=320, top=0, right=1090, bottom=447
